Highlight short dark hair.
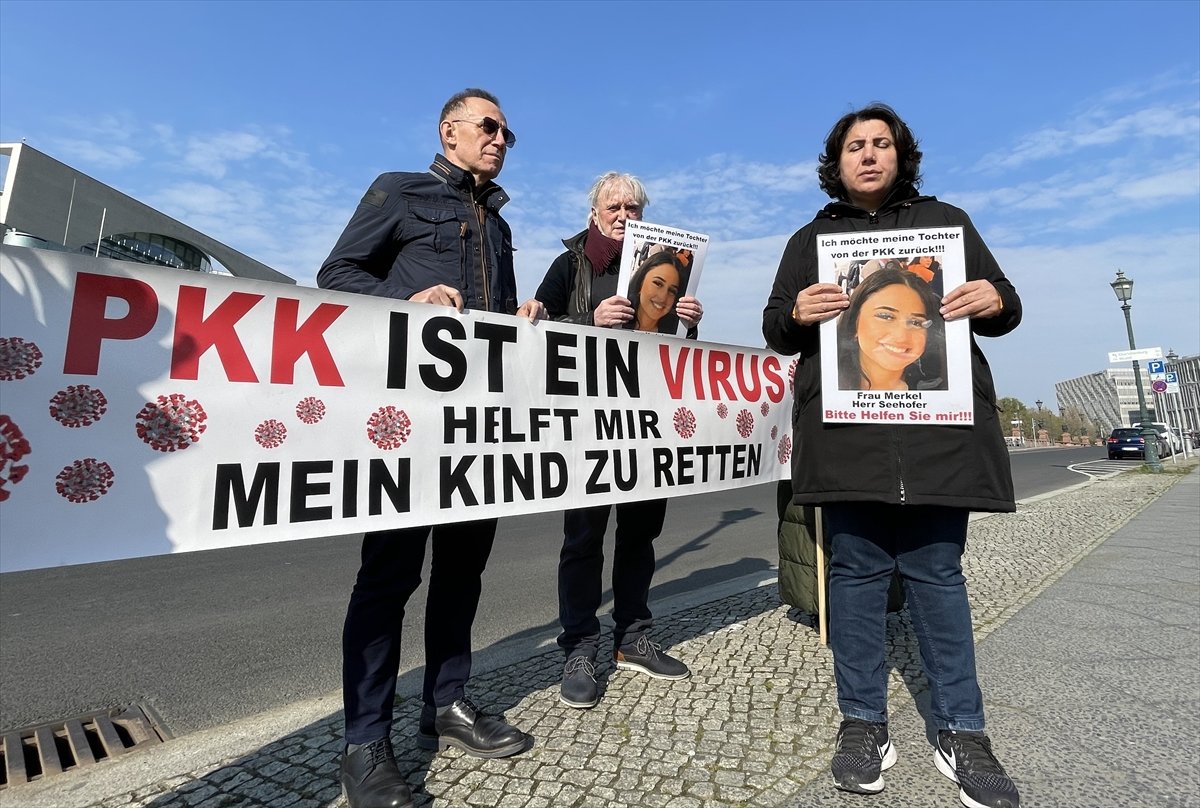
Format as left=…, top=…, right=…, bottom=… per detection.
left=627, top=251, right=689, bottom=334
left=817, top=103, right=923, bottom=201
left=836, top=267, right=946, bottom=391
left=440, top=88, right=501, bottom=123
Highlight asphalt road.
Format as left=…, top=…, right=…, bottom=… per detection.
left=0, top=445, right=1106, bottom=737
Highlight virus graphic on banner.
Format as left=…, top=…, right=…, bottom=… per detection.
left=0, top=337, right=44, bottom=380
left=788, top=359, right=798, bottom=394
left=760, top=401, right=770, bottom=416
left=771, top=425, right=779, bottom=440
left=367, top=406, right=412, bottom=450
left=255, top=419, right=288, bottom=449
left=49, top=385, right=109, bottom=428
left=136, top=394, right=208, bottom=452
left=716, top=403, right=729, bottom=419
left=295, top=396, right=327, bottom=424
left=777, top=435, right=792, bottom=464
left=673, top=407, right=697, bottom=439
left=1, top=415, right=31, bottom=501
left=735, top=409, right=755, bottom=438
left=55, top=458, right=115, bottom=503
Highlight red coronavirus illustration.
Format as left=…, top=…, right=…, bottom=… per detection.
left=367, top=406, right=412, bottom=450
left=0, top=337, right=44, bottom=380
left=295, top=396, right=326, bottom=424
left=135, top=394, right=208, bottom=452
left=49, top=385, right=109, bottom=428
left=788, top=359, right=798, bottom=394
left=673, top=407, right=697, bottom=439
left=735, top=409, right=755, bottom=438
left=777, top=435, right=792, bottom=464
left=771, top=425, right=779, bottom=440
left=255, top=419, right=288, bottom=449
left=716, top=403, right=729, bottom=419
left=760, top=401, right=770, bottom=417
left=55, top=458, right=115, bottom=503
left=1, top=415, right=31, bottom=501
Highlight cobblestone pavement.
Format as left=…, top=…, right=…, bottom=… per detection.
left=7, top=465, right=1195, bottom=808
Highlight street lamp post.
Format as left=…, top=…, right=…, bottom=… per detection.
left=1035, top=399, right=1044, bottom=446
left=1110, top=269, right=1162, bottom=472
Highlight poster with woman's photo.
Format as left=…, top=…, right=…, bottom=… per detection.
left=616, top=220, right=709, bottom=337
left=818, top=226, right=974, bottom=424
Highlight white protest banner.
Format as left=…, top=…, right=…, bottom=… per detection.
left=616, top=220, right=709, bottom=337
left=816, top=227, right=973, bottom=425
left=0, top=246, right=793, bottom=572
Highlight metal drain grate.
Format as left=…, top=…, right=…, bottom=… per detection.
left=1, top=703, right=170, bottom=788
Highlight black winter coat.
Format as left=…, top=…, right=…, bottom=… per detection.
left=762, top=186, right=1021, bottom=513
left=536, top=229, right=618, bottom=325
left=318, top=154, right=518, bottom=315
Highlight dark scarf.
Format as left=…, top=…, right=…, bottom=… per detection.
left=583, top=221, right=623, bottom=276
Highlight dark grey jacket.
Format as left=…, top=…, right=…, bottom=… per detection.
left=762, top=186, right=1021, bottom=513
left=318, top=154, right=518, bottom=314
left=536, top=229, right=612, bottom=325
left=537, top=229, right=699, bottom=338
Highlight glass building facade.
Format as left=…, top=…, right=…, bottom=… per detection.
left=80, top=232, right=213, bottom=273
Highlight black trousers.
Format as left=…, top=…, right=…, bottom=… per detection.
left=557, top=499, right=667, bottom=657
left=342, top=518, right=497, bottom=744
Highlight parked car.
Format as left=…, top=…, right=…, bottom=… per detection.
left=1107, top=427, right=1147, bottom=460
left=1132, top=422, right=1178, bottom=456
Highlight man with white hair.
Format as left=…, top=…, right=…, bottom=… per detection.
left=535, top=172, right=703, bottom=710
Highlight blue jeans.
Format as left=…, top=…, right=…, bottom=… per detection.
left=824, top=503, right=985, bottom=732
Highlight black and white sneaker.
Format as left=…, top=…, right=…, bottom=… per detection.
left=560, top=654, right=599, bottom=709
left=614, top=636, right=690, bottom=680
left=934, top=730, right=1020, bottom=808
left=830, top=717, right=897, bottom=794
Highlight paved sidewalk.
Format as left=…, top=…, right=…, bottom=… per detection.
left=6, top=465, right=1197, bottom=808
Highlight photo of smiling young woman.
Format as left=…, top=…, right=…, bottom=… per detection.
left=627, top=250, right=690, bottom=334
left=836, top=267, right=947, bottom=391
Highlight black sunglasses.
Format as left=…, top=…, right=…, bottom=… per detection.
left=450, top=116, right=517, bottom=148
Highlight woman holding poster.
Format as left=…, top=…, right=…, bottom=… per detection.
left=762, top=104, right=1022, bottom=808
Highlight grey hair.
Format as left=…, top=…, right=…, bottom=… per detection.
left=586, top=172, right=649, bottom=225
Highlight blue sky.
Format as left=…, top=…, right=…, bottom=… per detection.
left=2, top=0, right=1197, bottom=407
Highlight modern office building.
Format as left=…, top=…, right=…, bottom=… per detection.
left=0, top=142, right=293, bottom=284
left=1056, top=352, right=1199, bottom=437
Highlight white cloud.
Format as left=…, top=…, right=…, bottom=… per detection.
left=975, top=98, right=1200, bottom=171
left=53, top=139, right=142, bottom=171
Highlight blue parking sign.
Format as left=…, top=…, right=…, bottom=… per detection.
left=1147, top=359, right=1166, bottom=374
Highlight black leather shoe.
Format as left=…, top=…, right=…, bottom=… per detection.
left=416, top=698, right=529, bottom=758
left=339, top=738, right=414, bottom=808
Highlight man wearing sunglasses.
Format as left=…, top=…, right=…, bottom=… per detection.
left=319, top=88, right=542, bottom=808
